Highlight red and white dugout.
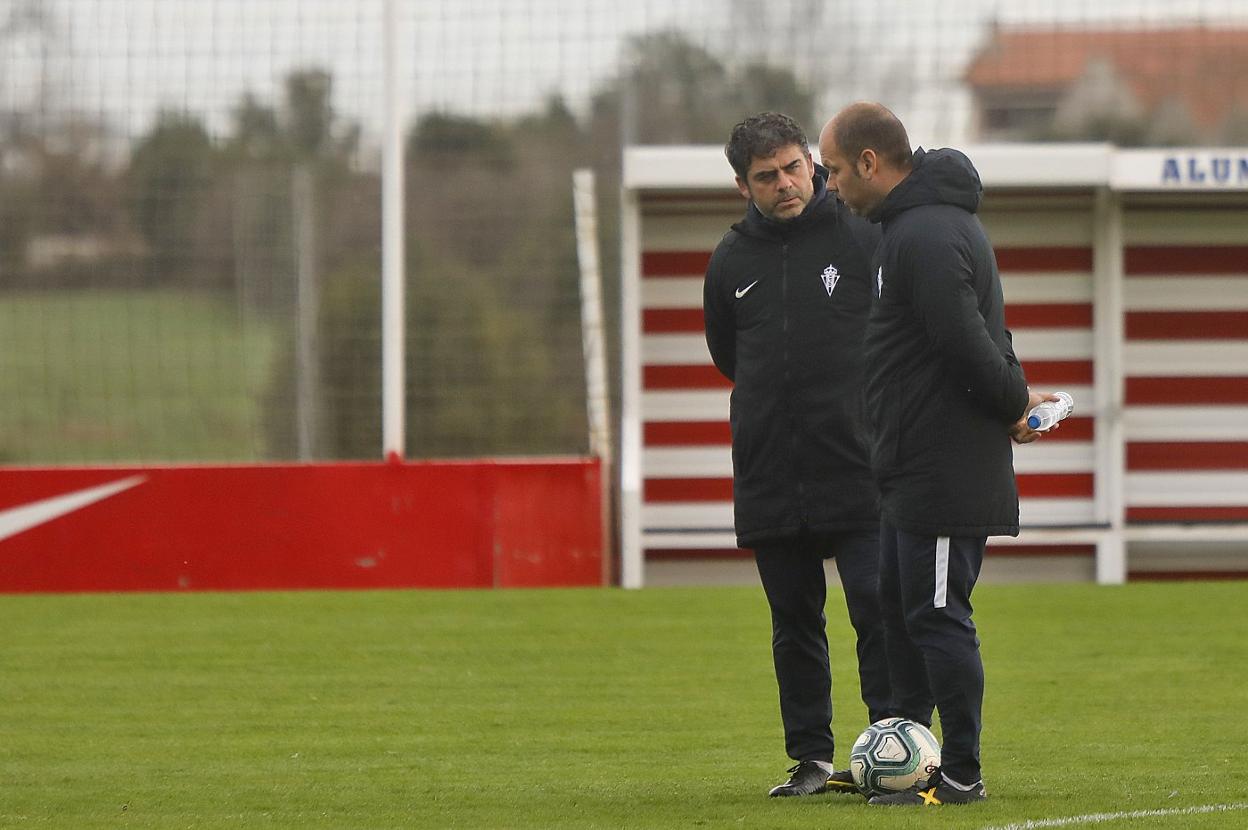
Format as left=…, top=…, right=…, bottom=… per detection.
left=619, top=144, right=1248, bottom=588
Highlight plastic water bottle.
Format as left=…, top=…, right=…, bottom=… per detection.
left=1026, top=391, right=1074, bottom=432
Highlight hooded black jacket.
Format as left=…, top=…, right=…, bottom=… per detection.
left=704, top=168, right=881, bottom=547
left=864, top=148, right=1030, bottom=537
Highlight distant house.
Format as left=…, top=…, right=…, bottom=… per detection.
left=964, top=26, right=1248, bottom=143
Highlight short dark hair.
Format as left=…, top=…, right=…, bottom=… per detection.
left=832, top=102, right=912, bottom=170
left=724, top=112, right=808, bottom=178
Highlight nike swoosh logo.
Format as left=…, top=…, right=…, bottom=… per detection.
left=735, top=280, right=760, bottom=299
left=0, top=475, right=147, bottom=543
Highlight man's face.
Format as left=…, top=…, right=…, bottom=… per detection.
left=736, top=144, right=815, bottom=221
left=818, top=135, right=876, bottom=217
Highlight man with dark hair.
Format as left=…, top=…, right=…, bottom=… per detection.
left=704, top=111, right=891, bottom=798
left=817, top=102, right=1054, bottom=807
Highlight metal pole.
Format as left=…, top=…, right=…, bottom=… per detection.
left=381, top=0, right=406, bottom=460
left=293, top=165, right=320, bottom=459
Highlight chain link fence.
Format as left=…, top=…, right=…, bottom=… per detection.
left=1, top=0, right=1243, bottom=463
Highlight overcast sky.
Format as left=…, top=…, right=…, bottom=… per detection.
left=4, top=0, right=1247, bottom=146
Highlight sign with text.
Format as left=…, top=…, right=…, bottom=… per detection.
left=1114, top=150, right=1248, bottom=191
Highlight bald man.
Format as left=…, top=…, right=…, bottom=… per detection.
left=818, top=103, right=1054, bottom=808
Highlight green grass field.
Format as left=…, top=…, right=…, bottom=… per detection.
left=0, top=290, right=277, bottom=463
left=2, top=582, right=1246, bottom=828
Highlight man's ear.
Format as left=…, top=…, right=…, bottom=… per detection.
left=735, top=177, right=751, bottom=200
left=858, top=148, right=878, bottom=179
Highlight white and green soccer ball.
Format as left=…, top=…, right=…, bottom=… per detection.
left=849, top=717, right=942, bottom=797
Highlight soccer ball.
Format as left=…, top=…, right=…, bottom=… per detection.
left=849, top=717, right=941, bottom=797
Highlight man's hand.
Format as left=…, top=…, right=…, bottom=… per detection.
left=1010, top=389, right=1062, bottom=445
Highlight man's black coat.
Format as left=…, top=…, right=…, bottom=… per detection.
left=864, top=148, right=1030, bottom=537
left=704, top=169, right=881, bottom=547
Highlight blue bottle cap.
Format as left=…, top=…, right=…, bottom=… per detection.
left=1027, top=415, right=1041, bottom=429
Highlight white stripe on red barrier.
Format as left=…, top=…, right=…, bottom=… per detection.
left=1127, top=472, right=1248, bottom=506
left=642, top=277, right=702, bottom=309
left=1002, top=274, right=1094, bottom=303
left=642, top=390, right=730, bottom=421
left=1125, top=341, right=1248, bottom=375
left=1126, top=277, right=1248, bottom=310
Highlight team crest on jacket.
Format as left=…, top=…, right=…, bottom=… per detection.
left=821, top=264, right=840, bottom=296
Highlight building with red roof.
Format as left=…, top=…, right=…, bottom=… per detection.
left=965, top=26, right=1248, bottom=143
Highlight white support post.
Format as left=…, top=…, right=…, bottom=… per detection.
left=572, top=170, right=611, bottom=462
left=1092, top=187, right=1126, bottom=584
left=619, top=186, right=644, bottom=589
left=380, top=0, right=406, bottom=460
left=573, top=169, right=614, bottom=584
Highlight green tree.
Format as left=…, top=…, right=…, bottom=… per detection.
left=125, top=111, right=219, bottom=285
left=0, top=117, right=131, bottom=286
left=582, top=33, right=819, bottom=459
left=590, top=30, right=816, bottom=147
left=285, top=69, right=333, bottom=158
left=408, top=111, right=514, bottom=167
left=400, top=102, right=589, bottom=457
left=274, top=42, right=815, bottom=460
left=225, top=92, right=282, bottom=161
left=281, top=99, right=592, bottom=460
left=235, top=68, right=377, bottom=458
left=735, top=62, right=816, bottom=131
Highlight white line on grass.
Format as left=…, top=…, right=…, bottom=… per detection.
left=981, top=802, right=1248, bottom=830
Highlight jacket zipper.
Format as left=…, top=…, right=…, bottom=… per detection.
left=781, top=241, right=806, bottom=523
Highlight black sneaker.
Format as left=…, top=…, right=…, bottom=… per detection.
left=868, top=769, right=987, bottom=806
left=767, top=761, right=831, bottom=797
left=824, top=768, right=861, bottom=795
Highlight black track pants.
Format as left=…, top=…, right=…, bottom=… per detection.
left=754, top=530, right=891, bottom=763
left=878, top=519, right=986, bottom=784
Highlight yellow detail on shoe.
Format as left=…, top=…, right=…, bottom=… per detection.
left=919, top=788, right=942, bottom=806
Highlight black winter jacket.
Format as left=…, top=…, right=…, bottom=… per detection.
left=704, top=169, right=881, bottom=547
left=864, top=148, right=1030, bottom=537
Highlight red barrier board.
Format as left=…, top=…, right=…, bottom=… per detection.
left=0, top=459, right=604, bottom=593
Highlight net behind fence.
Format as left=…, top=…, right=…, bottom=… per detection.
left=1, top=0, right=1244, bottom=464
